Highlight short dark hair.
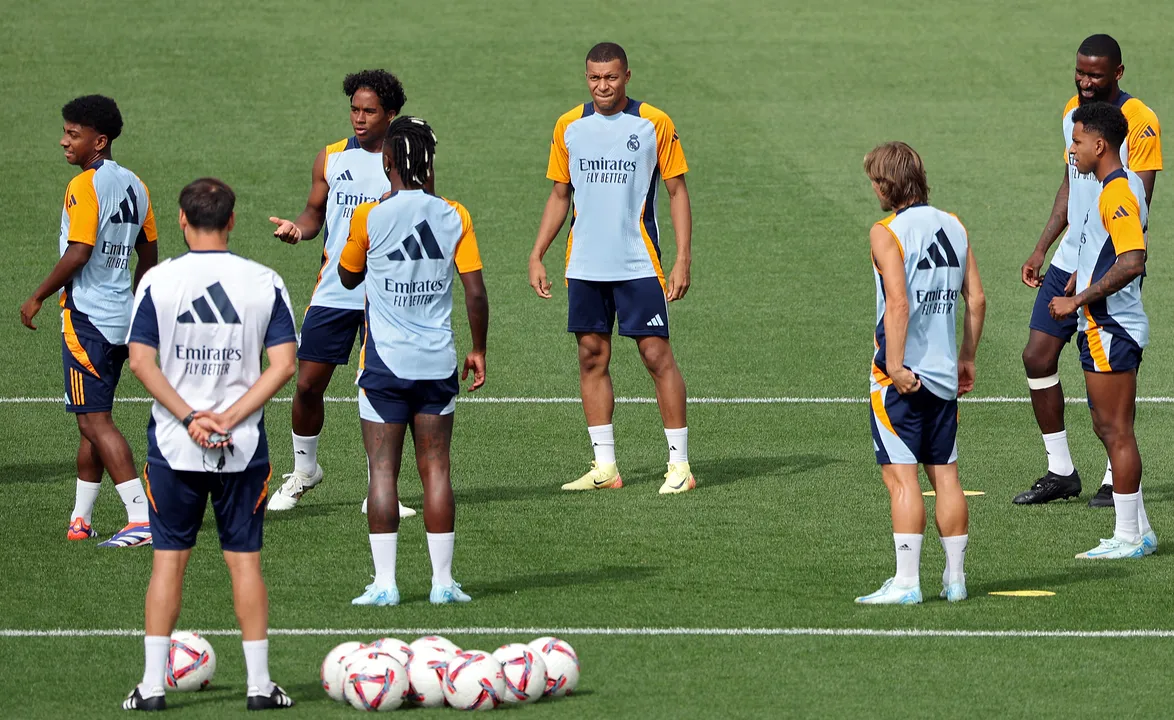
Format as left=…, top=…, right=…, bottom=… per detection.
left=343, top=70, right=406, bottom=114
left=179, top=178, right=236, bottom=231
left=586, top=42, right=627, bottom=69
left=61, top=95, right=123, bottom=141
left=1071, top=102, right=1129, bottom=148
left=384, top=116, right=437, bottom=188
left=863, top=142, right=929, bottom=208
left=1078, top=34, right=1122, bottom=65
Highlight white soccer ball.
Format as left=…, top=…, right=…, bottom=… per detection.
left=410, top=634, right=461, bottom=657
left=167, top=631, right=216, bottom=692
left=370, top=637, right=413, bottom=668
left=344, top=653, right=409, bottom=711
left=407, top=645, right=450, bottom=708
left=321, top=641, right=365, bottom=702
left=528, top=636, right=580, bottom=697
left=443, top=650, right=505, bottom=711
left=493, top=643, right=547, bottom=704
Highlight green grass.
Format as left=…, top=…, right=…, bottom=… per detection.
left=3, top=0, right=1174, bottom=717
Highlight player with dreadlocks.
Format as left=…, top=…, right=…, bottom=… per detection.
left=338, top=116, right=489, bottom=606
left=267, top=70, right=422, bottom=519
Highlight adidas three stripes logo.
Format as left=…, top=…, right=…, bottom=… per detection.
left=178, top=282, right=241, bottom=324
left=916, top=229, right=960, bottom=270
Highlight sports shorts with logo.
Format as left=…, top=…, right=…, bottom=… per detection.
left=144, top=462, right=271, bottom=552
left=62, top=334, right=128, bottom=414
left=297, top=306, right=365, bottom=365
left=567, top=277, right=668, bottom=338
left=358, top=370, right=460, bottom=424
left=1078, top=328, right=1143, bottom=373
left=870, top=385, right=959, bottom=465
left=1029, top=267, right=1078, bottom=342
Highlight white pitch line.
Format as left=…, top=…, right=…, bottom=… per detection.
left=2, top=626, right=1173, bottom=639
left=6, top=395, right=1174, bottom=405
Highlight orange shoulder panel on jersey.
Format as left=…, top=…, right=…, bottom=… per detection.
left=547, top=105, right=586, bottom=184
left=1122, top=98, right=1162, bottom=172
left=874, top=213, right=904, bottom=261
left=338, top=201, right=376, bottom=273
left=1062, top=95, right=1080, bottom=164
left=1100, top=178, right=1145, bottom=255
left=446, top=199, right=483, bottom=273
left=639, top=103, right=688, bottom=179
left=65, top=170, right=100, bottom=246
left=139, top=181, right=158, bottom=243
left=323, top=138, right=351, bottom=180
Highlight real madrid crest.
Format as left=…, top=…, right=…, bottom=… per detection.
left=627, top=134, right=640, bottom=152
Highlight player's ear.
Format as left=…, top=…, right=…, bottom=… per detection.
left=93, top=132, right=108, bottom=154
left=1115, top=64, right=1124, bottom=82
left=226, top=213, right=235, bottom=232
left=178, top=209, right=188, bottom=231
left=624, top=68, right=631, bottom=83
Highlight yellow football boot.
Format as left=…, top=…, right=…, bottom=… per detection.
left=561, top=461, right=623, bottom=491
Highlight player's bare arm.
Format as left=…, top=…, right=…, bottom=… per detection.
left=1138, top=169, right=1157, bottom=207
left=958, top=246, right=987, bottom=396
left=20, top=241, right=93, bottom=330
left=870, top=223, right=919, bottom=395
left=1049, top=249, right=1145, bottom=320
left=664, top=175, right=692, bottom=302
left=128, top=342, right=223, bottom=447
left=459, top=269, right=489, bottom=391
left=1022, top=169, right=1069, bottom=288
left=269, top=148, right=328, bottom=244
left=338, top=263, right=364, bottom=290
left=528, top=181, right=572, bottom=298
left=133, top=240, right=158, bottom=293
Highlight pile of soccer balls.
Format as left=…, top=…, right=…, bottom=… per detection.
left=322, top=634, right=580, bottom=711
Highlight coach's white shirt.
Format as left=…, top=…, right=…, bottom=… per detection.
left=128, top=250, right=297, bottom=472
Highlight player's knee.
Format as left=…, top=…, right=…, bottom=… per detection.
left=638, top=342, right=676, bottom=376
left=294, top=374, right=326, bottom=400
left=577, top=344, right=609, bottom=374
left=75, top=411, right=113, bottom=441
left=1021, top=345, right=1058, bottom=378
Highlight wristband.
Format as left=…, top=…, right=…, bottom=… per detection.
left=182, top=411, right=196, bottom=429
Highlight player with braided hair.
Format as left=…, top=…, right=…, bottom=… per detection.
left=338, top=116, right=489, bottom=606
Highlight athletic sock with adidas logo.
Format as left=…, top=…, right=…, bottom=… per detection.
left=893, top=533, right=923, bottom=586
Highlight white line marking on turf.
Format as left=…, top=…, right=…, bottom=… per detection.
left=3, top=627, right=1174, bottom=639
left=7, top=395, right=1174, bottom=405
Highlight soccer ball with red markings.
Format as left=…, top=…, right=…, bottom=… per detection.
left=442, top=650, right=505, bottom=711
left=492, top=643, right=547, bottom=704
left=344, top=653, right=409, bottom=711
left=370, top=637, right=413, bottom=668
left=409, top=634, right=461, bottom=658
left=528, top=636, right=580, bottom=697
left=166, top=631, right=216, bottom=692
left=406, top=645, right=450, bottom=708
left=321, top=641, right=366, bottom=702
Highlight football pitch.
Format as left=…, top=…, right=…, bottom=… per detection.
left=5, top=0, right=1174, bottom=717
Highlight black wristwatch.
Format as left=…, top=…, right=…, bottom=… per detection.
left=182, top=411, right=196, bottom=429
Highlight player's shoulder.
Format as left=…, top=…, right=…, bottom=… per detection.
left=440, top=196, right=472, bottom=224
left=635, top=100, right=673, bottom=125
left=66, top=165, right=99, bottom=194
left=1121, top=94, right=1160, bottom=129
left=554, top=103, right=591, bottom=130
left=1100, top=170, right=1140, bottom=211
left=1063, top=95, right=1080, bottom=118
left=325, top=136, right=357, bottom=155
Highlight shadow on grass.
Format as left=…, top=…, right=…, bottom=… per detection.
left=975, top=563, right=1131, bottom=594
left=475, top=564, right=662, bottom=599
left=0, top=460, right=75, bottom=485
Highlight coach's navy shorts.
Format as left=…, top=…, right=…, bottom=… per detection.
left=144, top=462, right=271, bottom=552
left=62, top=334, right=127, bottom=414
left=298, top=306, right=365, bottom=365
left=1078, top=328, right=1143, bottom=373
left=567, top=277, right=669, bottom=338
left=870, top=385, right=959, bottom=465
left=358, top=371, right=460, bottom=424
left=1029, top=267, right=1078, bottom=342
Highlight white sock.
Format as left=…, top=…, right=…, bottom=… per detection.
left=665, top=427, right=688, bottom=464
left=243, top=639, right=274, bottom=695
left=893, top=533, right=923, bottom=585
left=1137, top=488, right=1152, bottom=536
left=587, top=425, right=615, bottom=465
left=116, top=479, right=149, bottom=523
left=292, top=433, right=319, bottom=474
left=71, top=479, right=101, bottom=524
left=1102, top=459, right=1114, bottom=487
left=1042, top=431, right=1075, bottom=476
left=369, top=533, right=397, bottom=588
left=140, top=635, right=170, bottom=692
left=427, top=532, right=455, bottom=587
left=940, top=534, right=968, bottom=583
left=1113, top=491, right=1141, bottom=544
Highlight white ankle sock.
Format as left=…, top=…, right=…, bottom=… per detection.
left=1113, top=492, right=1141, bottom=543
left=1102, top=459, right=1114, bottom=487
left=940, top=534, right=968, bottom=582
left=369, top=533, right=397, bottom=588
left=1137, top=488, right=1152, bottom=536
left=587, top=425, right=615, bottom=465
left=665, top=427, right=688, bottom=464
left=141, top=635, right=170, bottom=691
left=1042, top=431, right=1075, bottom=476
left=116, top=479, right=149, bottom=523
left=427, top=532, right=455, bottom=587
left=292, top=433, right=319, bottom=474
left=893, top=533, right=923, bottom=585
left=71, top=479, right=101, bottom=524
left=243, top=639, right=274, bottom=695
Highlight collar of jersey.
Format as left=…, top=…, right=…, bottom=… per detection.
left=1102, top=168, right=1128, bottom=186
left=895, top=202, right=928, bottom=215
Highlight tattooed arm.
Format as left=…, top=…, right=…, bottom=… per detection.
left=1048, top=250, right=1145, bottom=319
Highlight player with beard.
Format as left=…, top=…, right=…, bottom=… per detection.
left=1016, top=34, right=1161, bottom=507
